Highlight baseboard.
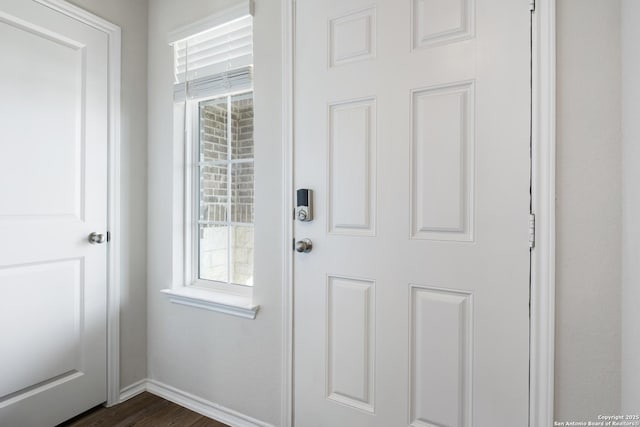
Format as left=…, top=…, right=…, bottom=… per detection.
left=118, top=379, right=274, bottom=427
left=118, top=379, right=147, bottom=403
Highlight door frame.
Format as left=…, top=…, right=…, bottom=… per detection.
left=31, top=0, right=123, bottom=407
left=529, top=1, right=556, bottom=425
left=279, top=0, right=556, bottom=426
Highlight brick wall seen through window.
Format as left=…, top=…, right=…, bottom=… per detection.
left=198, top=92, right=254, bottom=286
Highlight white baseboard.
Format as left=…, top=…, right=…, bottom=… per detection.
left=118, top=379, right=147, bottom=404
left=117, top=379, right=274, bottom=427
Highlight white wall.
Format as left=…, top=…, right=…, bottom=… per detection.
left=146, top=0, right=283, bottom=424
left=555, top=0, right=622, bottom=419
left=621, top=0, right=640, bottom=413
left=67, top=0, right=149, bottom=391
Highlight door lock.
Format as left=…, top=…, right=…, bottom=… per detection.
left=295, top=239, right=313, bottom=253
left=88, top=232, right=106, bottom=244
left=296, top=189, right=313, bottom=222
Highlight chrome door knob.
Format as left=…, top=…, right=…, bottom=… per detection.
left=88, top=232, right=106, bottom=244
left=295, top=239, right=313, bottom=253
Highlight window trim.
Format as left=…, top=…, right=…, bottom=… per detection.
left=161, top=286, right=258, bottom=320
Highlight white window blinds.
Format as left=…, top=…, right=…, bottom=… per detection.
left=172, top=3, right=253, bottom=101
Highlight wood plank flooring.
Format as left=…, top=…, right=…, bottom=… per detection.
left=58, top=392, right=229, bottom=427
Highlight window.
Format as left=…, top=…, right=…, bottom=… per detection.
left=173, top=6, right=255, bottom=293
left=197, top=92, right=254, bottom=286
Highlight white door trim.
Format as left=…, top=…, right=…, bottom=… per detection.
left=280, top=0, right=294, bottom=425
left=31, top=0, right=122, bottom=407
left=280, top=0, right=556, bottom=426
left=530, top=0, right=556, bottom=425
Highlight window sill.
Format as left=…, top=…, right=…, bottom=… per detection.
left=161, top=287, right=259, bottom=319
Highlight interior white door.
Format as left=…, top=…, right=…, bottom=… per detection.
left=0, top=1, right=109, bottom=425
left=293, top=0, right=531, bottom=426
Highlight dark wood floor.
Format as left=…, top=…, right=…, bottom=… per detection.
left=58, top=392, right=229, bottom=427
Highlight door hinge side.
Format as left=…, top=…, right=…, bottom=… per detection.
left=528, top=213, right=536, bottom=249
left=529, top=0, right=535, bottom=12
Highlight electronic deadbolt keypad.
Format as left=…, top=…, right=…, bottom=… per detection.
left=296, top=189, right=313, bottom=222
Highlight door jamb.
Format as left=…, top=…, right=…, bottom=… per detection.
left=280, top=1, right=556, bottom=426
left=33, top=0, right=122, bottom=407
left=281, top=0, right=294, bottom=425
left=530, top=0, right=556, bottom=425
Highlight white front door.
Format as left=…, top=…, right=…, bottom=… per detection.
left=293, top=0, right=531, bottom=426
left=0, top=1, right=109, bottom=426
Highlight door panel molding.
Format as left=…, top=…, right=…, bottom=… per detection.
left=411, top=0, right=475, bottom=50
left=408, top=284, right=472, bottom=427
left=327, top=97, right=377, bottom=236
left=326, top=275, right=375, bottom=413
left=328, top=6, right=377, bottom=68
left=0, top=258, right=84, bottom=402
left=33, top=0, right=122, bottom=407
left=410, top=80, right=475, bottom=242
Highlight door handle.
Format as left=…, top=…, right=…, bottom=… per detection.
left=88, top=232, right=106, bottom=244
left=295, top=239, right=313, bottom=253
